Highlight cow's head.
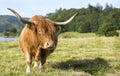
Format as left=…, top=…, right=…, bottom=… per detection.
left=7, top=8, right=78, bottom=50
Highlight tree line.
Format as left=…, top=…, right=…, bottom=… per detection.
left=47, top=4, right=120, bottom=36
left=0, top=4, right=120, bottom=37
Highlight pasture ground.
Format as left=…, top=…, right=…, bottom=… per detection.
left=0, top=32, right=120, bottom=76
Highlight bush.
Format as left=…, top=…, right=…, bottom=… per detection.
left=96, top=23, right=119, bottom=37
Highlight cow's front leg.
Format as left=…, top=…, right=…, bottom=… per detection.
left=25, top=52, right=32, bottom=74
left=39, top=51, right=47, bottom=72
left=34, top=49, right=41, bottom=68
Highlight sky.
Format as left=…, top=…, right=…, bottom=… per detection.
left=0, top=0, right=120, bottom=17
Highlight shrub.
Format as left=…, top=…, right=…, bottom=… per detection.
left=96, top=23, right=119, bottom=37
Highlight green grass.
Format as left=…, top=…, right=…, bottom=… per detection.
left=0, top=32, right=120, bottom=76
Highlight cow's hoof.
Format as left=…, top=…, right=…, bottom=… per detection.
left=26, top=67, right=31, bottom=74
left=39, top=66, right=45, bottom=72
left=34, top=62, right=39, bottom=68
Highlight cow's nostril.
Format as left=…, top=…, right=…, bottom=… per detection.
left=46, top=42, right=50, bottom=47
left=44, top=42, right=51, bottom=48
left=44, top=41, right=54, bottom=49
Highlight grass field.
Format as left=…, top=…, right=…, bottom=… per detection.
left=0, top=32, right=120, bottom=76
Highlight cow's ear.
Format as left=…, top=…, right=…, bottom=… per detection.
left=55, top=26, right=61, bottom=35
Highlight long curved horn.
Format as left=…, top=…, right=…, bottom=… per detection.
left=54, top=13, right=78, bottom=26
left=7, top=8, right=34, bottom=24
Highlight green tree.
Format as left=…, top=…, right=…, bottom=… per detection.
left=3, top=27, right=18, bottom=37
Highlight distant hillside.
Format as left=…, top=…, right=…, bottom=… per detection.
left=0, top=15, right=28, bottom=32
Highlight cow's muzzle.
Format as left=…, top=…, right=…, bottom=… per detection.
left=43, top=41, right=55, bottom=50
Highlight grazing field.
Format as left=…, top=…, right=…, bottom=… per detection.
left=0, top=32, right=120, bottom=76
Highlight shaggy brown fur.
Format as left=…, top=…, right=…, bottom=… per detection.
left=19, top=15, right=61, bottom=73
